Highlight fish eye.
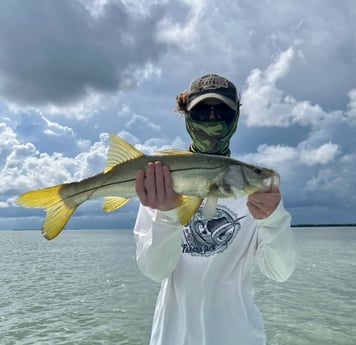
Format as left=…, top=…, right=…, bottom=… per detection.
left=254, top=168, right=262, bottom=175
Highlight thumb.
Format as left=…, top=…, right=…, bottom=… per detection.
left=267, top=174, right=280, bottom=193
left=269, top=184, right=280, bottom=193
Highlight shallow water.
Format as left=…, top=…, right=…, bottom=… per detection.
left=255, top=227, right=356, bottom=345
left=0, top=227, right=355, bottom=344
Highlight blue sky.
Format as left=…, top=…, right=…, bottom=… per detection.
left=0, top=0, right=355, bottom=230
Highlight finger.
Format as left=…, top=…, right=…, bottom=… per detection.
left=154, top=161, right=166, bottom=205
left=269, top=184, right=280, bottom=193
left=135, top=170, right=147, bottom=205
left=145, top=162, right=157, bottom=205
left=247, top=199, right=268, bottom=219
left=248, top=192, right=280, bottom=218
left=246, top=200, right=261, bottom=218
left=248, top=192, right=265, bottom=204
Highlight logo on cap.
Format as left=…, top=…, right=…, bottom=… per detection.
left=196, top=75, right=229, bottom=90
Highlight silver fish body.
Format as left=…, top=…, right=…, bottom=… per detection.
left=17, top=134, right=279, bottom=240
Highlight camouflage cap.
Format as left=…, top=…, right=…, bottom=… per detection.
left=187, top=74, right=239, bottom=111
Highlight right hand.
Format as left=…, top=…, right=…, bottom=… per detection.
left=135, top=161, right=181, bottom=211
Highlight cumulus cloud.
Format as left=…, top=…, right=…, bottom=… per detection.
left=240, top=144, right=297, bottom=168
left=0, top=130, right=108, bottom=197
left=12, top=112, right=81, bottom=155
left=125, top=114, right=161, bottom=132
left=1, top=0, right=356, bottom=227
left=156, top=0, right=206, bottom=47
left=240, top=141, right=339, bottom=170
left=0, top=123, right=18, bottom=159
left=242, top=48, right=329, bottom=127
left=0, top=0, right=174, bottom=114
left=300, top=142, right=339, bottom=166
left=16, top=113, right=74, bottom=138
left=346, top=89, right=356, bottom=120
left=42, top=117, right=74, bottom=136
left=241, top=46, right=356, bottom=138
left=304, top=154, right=356, bottom=209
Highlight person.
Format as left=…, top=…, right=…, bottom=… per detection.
left=133, top=74, right=297, bottom=345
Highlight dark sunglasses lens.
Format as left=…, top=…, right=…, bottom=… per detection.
left=189, top=109, right=205, bottom=121
left=189, top=104, right=235, bottom=122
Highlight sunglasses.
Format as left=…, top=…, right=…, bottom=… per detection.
left=189, top=103, right=236, bottom=122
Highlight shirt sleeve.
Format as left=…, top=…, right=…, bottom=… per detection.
left=254, top=200, right=298, bottom=282
left=133, top=205, right=183, bottom=282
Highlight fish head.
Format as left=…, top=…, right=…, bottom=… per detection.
left=221, top=163, right=280, bottom=198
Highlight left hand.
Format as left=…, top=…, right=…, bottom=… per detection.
left=247, top=185, right=281, bottom=219
left=135, top=161, right=181, bottom=211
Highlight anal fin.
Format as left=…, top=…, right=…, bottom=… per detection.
left=102, top=196, right=130, bottom=212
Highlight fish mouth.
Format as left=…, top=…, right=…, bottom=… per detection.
left=263, top=173, right=280, bottom=191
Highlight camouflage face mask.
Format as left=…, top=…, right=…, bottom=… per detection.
left=185, top=115, right=238, bottom=156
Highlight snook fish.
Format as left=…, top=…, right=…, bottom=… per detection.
left=16, top=134, right=280, bottom=240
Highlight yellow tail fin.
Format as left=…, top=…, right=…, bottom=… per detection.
left=16, top=185, right=75, bottom=240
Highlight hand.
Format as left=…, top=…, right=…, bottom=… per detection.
left=247, top=185, right=281, bottom=219
left=135, top=161, right=181, bottom=211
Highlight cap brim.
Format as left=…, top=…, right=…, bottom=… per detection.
left=187, top=93, right=237, bottom=111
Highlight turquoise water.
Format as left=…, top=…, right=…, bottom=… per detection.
left=0, top=227, right=355, bottom=345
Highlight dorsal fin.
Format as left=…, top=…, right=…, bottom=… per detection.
left=104, top=134, right=144, bottom=173
left=157, top=149, right=193, bottom=156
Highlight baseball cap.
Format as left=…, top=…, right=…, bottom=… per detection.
left=187, top=74, right=239, bottom=111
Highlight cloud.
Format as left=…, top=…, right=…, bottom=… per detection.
left=0, top=123, right=18, bottom=158
left=242, top=47, right=329, bottom=127
left=304, top=153, right=356, bottom=209
left=43, top=117, right=74, bottom=136
left=346, top=89, right=356, bottom=121
left=234, top=44, right=355, bottom=224
left=300, top=142, right=339, bottom=166
left=241, top=144, right=297, bottom=168
left=1, top=0, right=356, bottom=228
left=156, top=0, right=206, bottom=47
left=241, top=46, right=356, bottom=133
left=0, top=0, right=171, bottom=114
left=125, top=114, right=161, bottom=132
left=0, top=131, right=109, bottom=196
left=13, top=112, right=81, bottom=155
left=240, top=141, right=339, bottom=171
left=16, top=113, right=74, bottom=138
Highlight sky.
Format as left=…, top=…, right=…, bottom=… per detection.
left=0, top=0, right=355, bottom=231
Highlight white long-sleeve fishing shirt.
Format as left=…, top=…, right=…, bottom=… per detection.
left=134, top=196, right=297, bottom=345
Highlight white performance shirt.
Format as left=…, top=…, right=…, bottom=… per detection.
left=134, top=196, right=297, bottom=345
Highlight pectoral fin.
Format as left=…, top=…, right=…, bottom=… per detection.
left=202, top=195, right=218, bottom=219
left=102, top=196, right=129, bottom=212
left=175, top=195, right=203, bottom=225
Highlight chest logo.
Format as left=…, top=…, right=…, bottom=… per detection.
left=182, top=205, right=246, bottom=256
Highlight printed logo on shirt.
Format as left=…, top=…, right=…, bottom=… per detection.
left=181, top=204, right=246, bottom=256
